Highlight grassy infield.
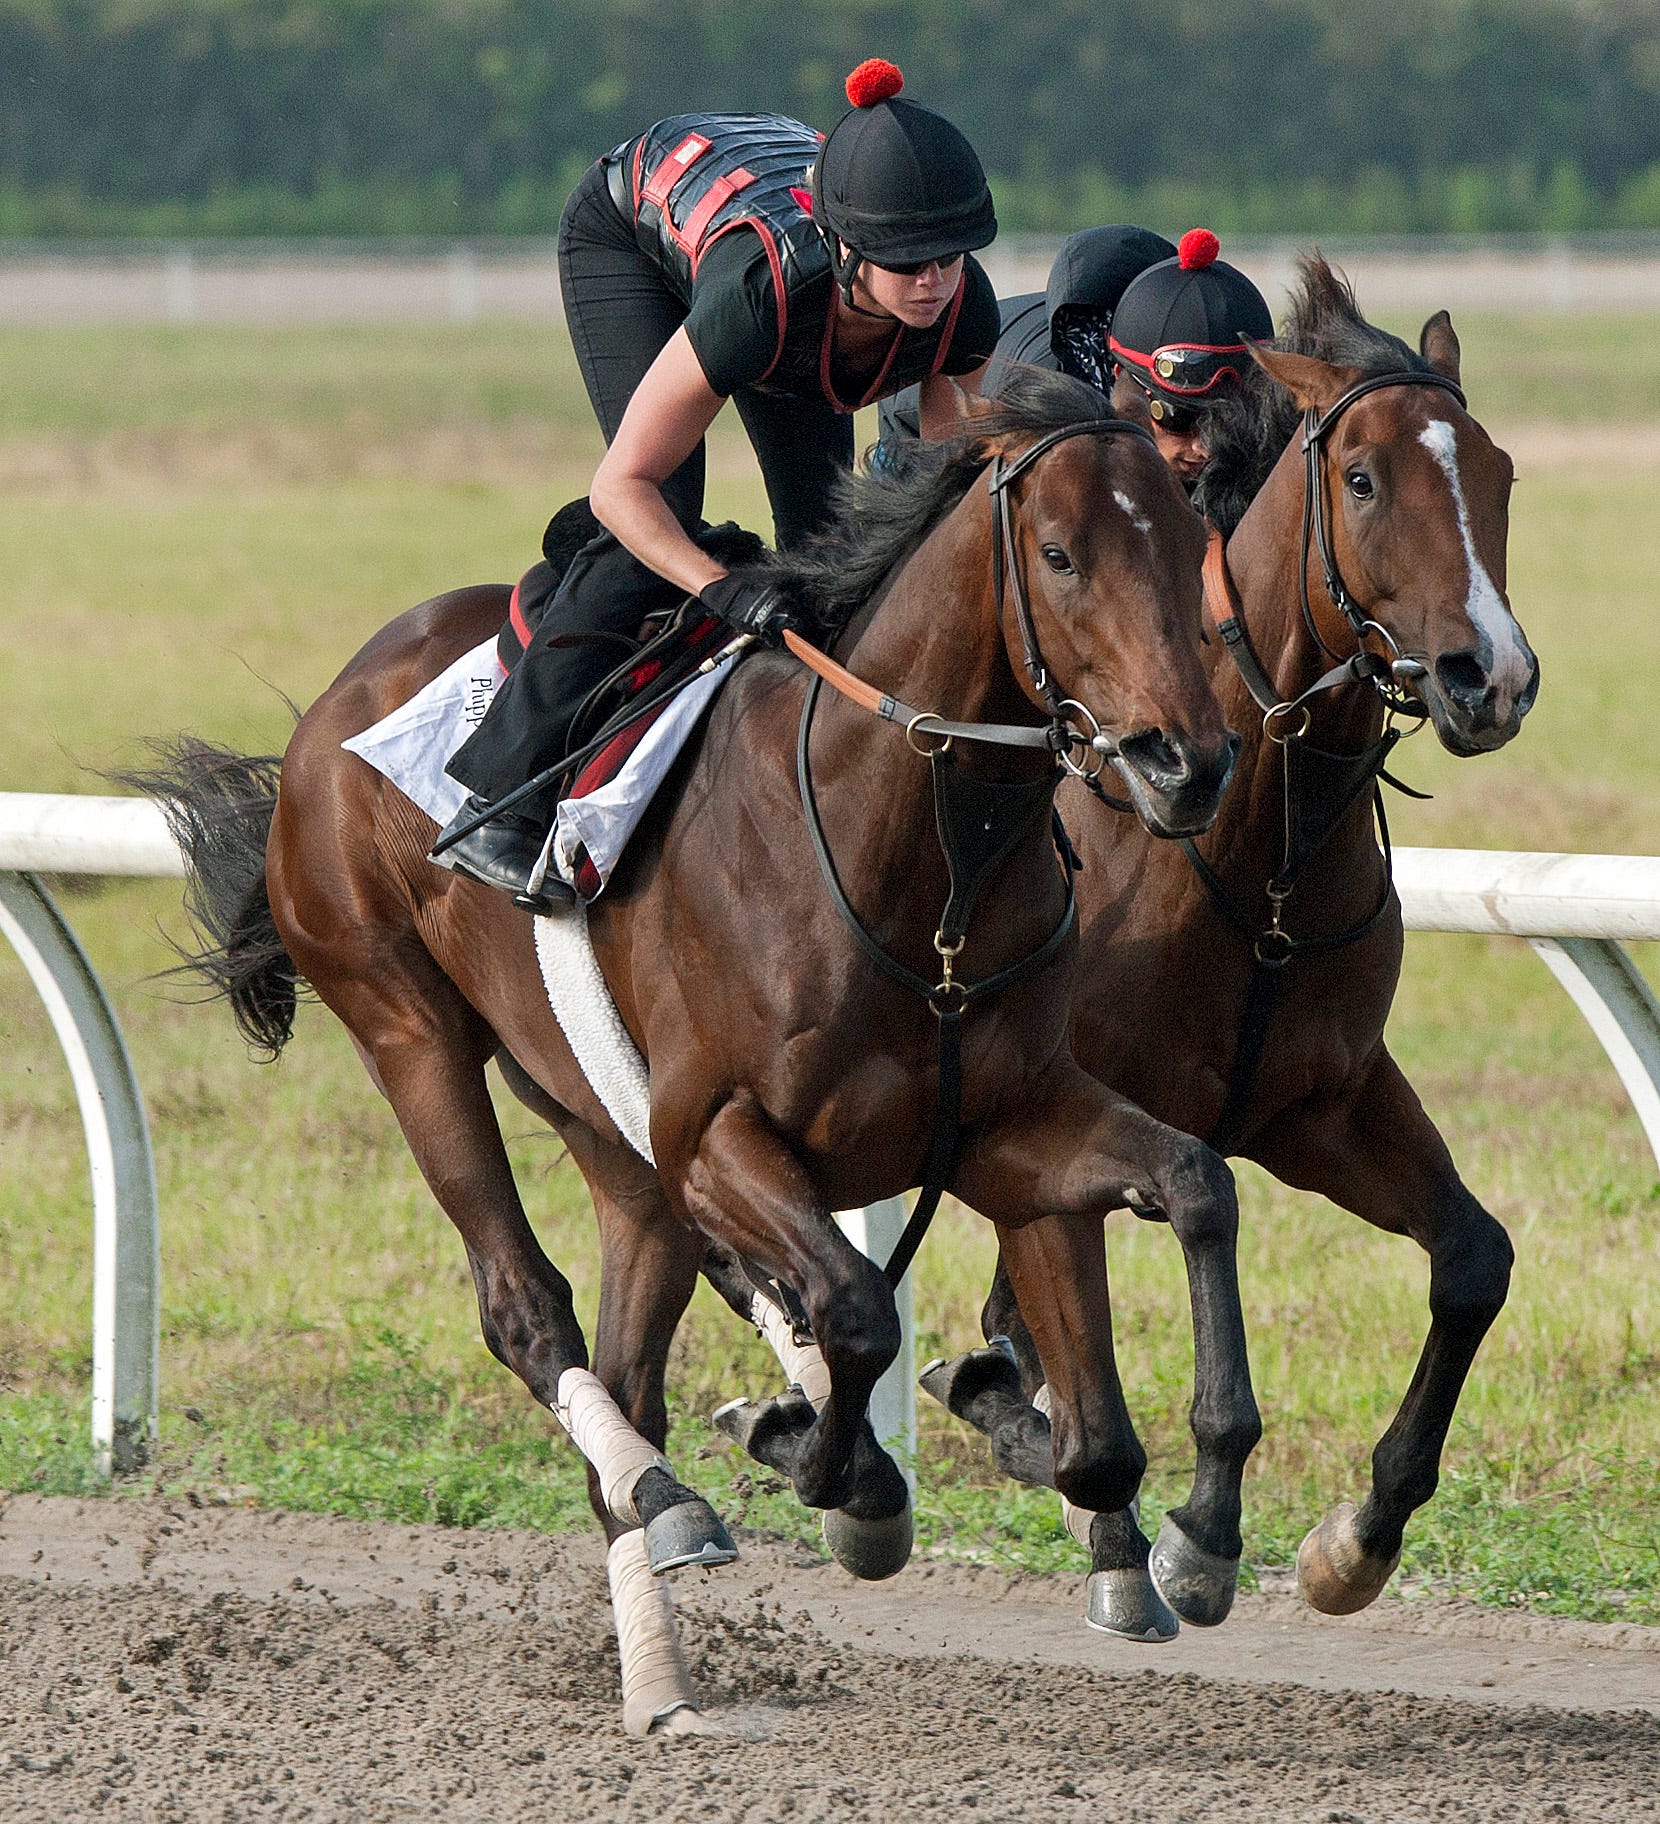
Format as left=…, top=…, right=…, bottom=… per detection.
left=1, top=312, right=1658, bottom=1623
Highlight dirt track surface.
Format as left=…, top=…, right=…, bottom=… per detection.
left=2, top=1496, right=1657, bottom=1822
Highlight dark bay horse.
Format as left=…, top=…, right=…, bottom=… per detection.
left=146, top=373, right=1255, bottom=1732
left=923, top=258, right=1538, bottom=1617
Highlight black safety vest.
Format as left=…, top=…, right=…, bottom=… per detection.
left=612, top=112, right=970, bottom=411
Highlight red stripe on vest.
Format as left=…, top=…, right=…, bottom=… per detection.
left=641, top=133, right=711, bottom=211
left=680, top=168, right=757, bottom=261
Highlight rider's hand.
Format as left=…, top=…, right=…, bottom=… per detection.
left=699, top=574, right=796, bottom=648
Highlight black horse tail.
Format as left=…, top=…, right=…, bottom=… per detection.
left=114, top=738, right=307, bottom=1060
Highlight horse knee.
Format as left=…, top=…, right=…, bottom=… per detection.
left=1159, top=1142, right=1239, bottom=1248
left=1053, top=1427, right=1145, bottom=1515
left=1429, top=1203, right=1513, bottom=1331
left=469, top=1253, right=586, bottom=1400
left=813, top=1255, right=901, bottom=1383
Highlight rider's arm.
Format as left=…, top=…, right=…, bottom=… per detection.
left=590, top=232, right=782, bottom=594
left=588, top=328, right=730, bottom=597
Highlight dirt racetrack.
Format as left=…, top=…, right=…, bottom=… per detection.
left=2, top=1497, right=1657, bottom=1822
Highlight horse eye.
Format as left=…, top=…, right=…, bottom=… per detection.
left=1041, top=544, right=1074, bottom=573
left=1347, top=469, right=1375, bottom=501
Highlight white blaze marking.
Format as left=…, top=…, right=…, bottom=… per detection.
left=1113, top=489, right=1153, bottom=536
left=1416, top=418, right=1531, bottom=693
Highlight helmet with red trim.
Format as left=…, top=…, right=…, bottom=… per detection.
left=812, top=59, right=997, bottom=300
left=1109, top=229, right=1273, bottom=425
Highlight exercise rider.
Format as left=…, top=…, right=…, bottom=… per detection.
left=1105, top=228, right=1273, bottom=489
left=435, top=58, right=1002, bottom=907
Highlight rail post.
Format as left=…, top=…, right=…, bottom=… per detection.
left=0, top=871, right=160, bottom=1474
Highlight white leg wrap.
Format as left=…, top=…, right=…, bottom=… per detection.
left=606, top=1529, right=706, bottom=1737
left=552, top=1367, right=672, bottom=1526
left=750, top=1288, right=833, bottom=1409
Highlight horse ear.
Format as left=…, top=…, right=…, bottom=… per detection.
left=1419, top=309, right=1462, bottom=383
left=1247, top=343, right=1353, bottom=413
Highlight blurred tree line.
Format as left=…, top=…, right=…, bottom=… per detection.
left=3, top=0, right=1659, bottom=236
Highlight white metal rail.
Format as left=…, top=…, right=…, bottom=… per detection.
left=3, top=793, right=1659, bottom=1478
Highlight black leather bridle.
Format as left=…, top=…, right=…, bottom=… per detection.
left=986, top=416, right=1160, bottom=775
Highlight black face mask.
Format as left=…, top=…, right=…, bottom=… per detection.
left=1052, top=307, right=1116, bottom=396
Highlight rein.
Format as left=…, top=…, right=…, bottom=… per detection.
left=1187, top=368, right=1464, bottom=1152
left=789, top=416, right=1153, bottom=1285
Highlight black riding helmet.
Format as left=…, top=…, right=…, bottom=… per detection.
left=812, top=59, right=997, bottom=302
left=1110, top=229, right=1273, bottom=425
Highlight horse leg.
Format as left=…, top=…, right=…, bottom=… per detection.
left=294, top=937, right=593, bottom=1410
left=956, top=1059, right=1261, bottom=1631
left=492, top=1056, right=737, bottom=1576
left=676, top=1096, right=911, bottom=1550
left=570, top=1125, right=730, bottom=1736
left=701, top=1242, right=911, bottom=1578
left=916, top=1253, right=1060, bottom=1491
left=1249, top=1044, right=1513, bottom=1615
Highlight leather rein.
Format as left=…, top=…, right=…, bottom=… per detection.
left=786, top=416, right=1156, bottom=1286
left=1187, top=367, right=1467, bottom=1152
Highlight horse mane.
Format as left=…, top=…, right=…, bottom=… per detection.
left=1193, top=254, right=1436, bottom=540
left=754, top=365, right=1118, bottom=632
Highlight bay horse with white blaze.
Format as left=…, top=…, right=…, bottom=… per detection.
left=920, top=258, right=1538, bottom=1617
left=142, top=372, right=1255, bottom=1732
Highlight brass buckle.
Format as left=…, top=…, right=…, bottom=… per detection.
left=934, top=929, right=967, bottom=999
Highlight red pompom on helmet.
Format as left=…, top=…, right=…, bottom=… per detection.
left=845, top=58, right=905, bottom=108
left=1178, top=228, right=1221, bottom=271
left=814, top=59, right=995, bottom=292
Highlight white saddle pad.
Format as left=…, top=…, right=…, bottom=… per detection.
left=342, top=634, right=744, bottom=1157
left=341, top=635, right=734, bottom=895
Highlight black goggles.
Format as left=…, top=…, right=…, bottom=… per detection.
left=869, top=251, right=966, bottom=277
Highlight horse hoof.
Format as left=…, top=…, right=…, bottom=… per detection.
left=1149, top=1513, right=1238, bottom=1627
left=822, top=1501, right=913, bottom=1581
left=917, top=1343, right=1022, bottom=1425
left=648, top=1705, right=725, bottom=1738
left=710, top=1391, right=814, bottom=1471
left=1296, top=1501, right=1400, bottom=1616
left=1084, top=1567, right=1180, bottom=1643
left=644, top=1497, right=739, bottom=1575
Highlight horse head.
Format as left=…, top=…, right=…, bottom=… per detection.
left=968, top=375, right=1239, bottom=836
left=1250, top=315, right=1538, bottom=757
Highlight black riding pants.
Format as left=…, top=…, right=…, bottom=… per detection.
left=447, top=160, right=854, bottom=814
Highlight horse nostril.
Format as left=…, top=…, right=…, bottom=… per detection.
left=1517, top=653, right=1542, bottom=717
left=1434, top=651, right=1493, bottom=711
left=1118, top=728, right=1188, bottom=788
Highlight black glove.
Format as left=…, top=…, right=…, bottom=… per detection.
left=699, top=574, right=796, bottom=648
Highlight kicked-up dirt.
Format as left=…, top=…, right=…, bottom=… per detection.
left=1, top=1494, right=1656, bottom=1822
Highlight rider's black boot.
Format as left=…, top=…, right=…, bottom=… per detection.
left=428, top=795, right=574, bottom=913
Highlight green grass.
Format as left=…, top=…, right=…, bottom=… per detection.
left=2, top=316, right=1659, bottom=1623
